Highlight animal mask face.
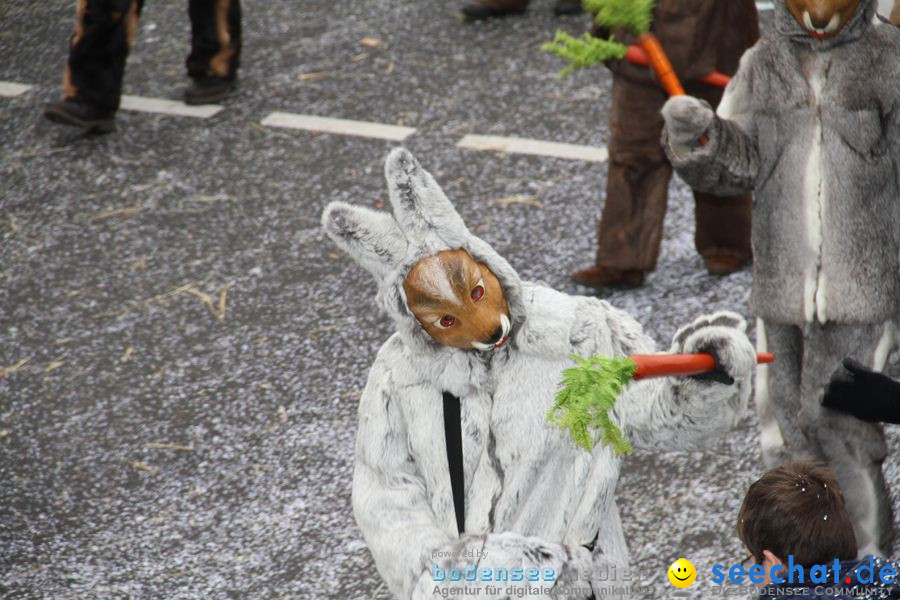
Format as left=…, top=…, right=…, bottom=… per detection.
left=785, top=0, right=862, bottom=38
left=403, top=249, right=511, bottom=351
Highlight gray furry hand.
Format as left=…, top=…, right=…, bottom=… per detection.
left=662, top=96, right=715, bottom=146
left=670, top=311, right=755, bottom=386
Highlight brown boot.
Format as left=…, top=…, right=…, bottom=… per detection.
left=571, top=265, right=645, bottom=288
left=703, top=254, right=745, bottom=276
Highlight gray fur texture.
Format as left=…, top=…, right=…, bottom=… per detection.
left=661, top=96, right=714, bottom=147
left=757, top=319, right=896, bottom=556
left=661, top=0, right=900, bottom=558
left=323, top=149, right=756, bottom=599
left=662, top=0, right=900, bottom=325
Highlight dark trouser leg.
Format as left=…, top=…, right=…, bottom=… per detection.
left=693, top=191, right=753, bottom=261
left=64, top=0, right=143, bottom=113
left=802, top=322, right=893, bottom=557
left=594, top=77, right=670, bottom=272
left=187, top=0, right=241, bottom=81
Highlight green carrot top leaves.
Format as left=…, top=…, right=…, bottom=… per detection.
left=542, top=0, right=656, bottom=77
left=541, top=33, right=627, bottom=78
left=584, top=0, right=655, bottom=35
left=546, top=354, right=636, bottom=456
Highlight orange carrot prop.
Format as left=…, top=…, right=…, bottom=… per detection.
left=634, top=32, right=684, bottom=96
left=624, top=45, right=731, bottom=89
left=548, top=352, right=775, bottom=455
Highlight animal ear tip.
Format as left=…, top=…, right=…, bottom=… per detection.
left=321, top=201, right=353, bottom=232
left=385, top=147, right=418, bottom=174
left=321, top=201, right=338, bottom=222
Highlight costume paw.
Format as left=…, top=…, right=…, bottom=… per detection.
left=671, top=311, right=754, bottom=386
left=662, top=95, right=714, bottom=146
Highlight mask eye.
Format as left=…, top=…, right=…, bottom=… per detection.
left=435, top=315, right=456, bottom=330
left=471, top=279, right=485, bottom=302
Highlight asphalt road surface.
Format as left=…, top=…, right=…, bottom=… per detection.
left=2, top=1, right=898, bottom=598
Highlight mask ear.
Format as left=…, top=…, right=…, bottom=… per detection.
left=322, top=201, right=408, bottom=278
left=384, top=148, right=469, bottom=244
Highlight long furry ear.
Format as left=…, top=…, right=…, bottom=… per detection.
left=322, top=201, right=408, bottom=278
left=384, top=148, right=468, bottom=243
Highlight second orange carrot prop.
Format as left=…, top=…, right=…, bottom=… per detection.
left=635, top=32, right=684, bottom=96
left=624, top=44, right=731, bottom=89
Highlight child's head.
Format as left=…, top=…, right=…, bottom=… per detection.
left=737, top=461, right=857, bottom=570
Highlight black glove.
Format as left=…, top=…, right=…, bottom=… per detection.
left=821, top=358, right=900, bottom=424
left=690, top=347, right=735, bottom=385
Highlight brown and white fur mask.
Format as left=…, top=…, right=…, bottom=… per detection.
left=403, top=249, right=511, bottom=351
left=321, top=149, right=524, bottom=354
left=785, top=0, right=863, bottom=38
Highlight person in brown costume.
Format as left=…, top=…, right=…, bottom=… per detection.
left=460, top=0, right=582, bottom=21
left=571, top=0, right=759, bottom=288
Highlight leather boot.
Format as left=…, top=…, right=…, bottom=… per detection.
left=571, top=265, right=645, bottom=288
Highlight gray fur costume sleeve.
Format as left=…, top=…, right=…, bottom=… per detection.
left=323, top=149, right=756, bottom=599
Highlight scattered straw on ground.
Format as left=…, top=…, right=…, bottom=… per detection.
left=300, top=70, right=330, bottom=81
left=125, top=460, right=159, bottom=475
left=146, top=442, right=194, bottom=451
left=489, top=195, right=542, bottom=207
left=92, top=206, right=144, bottom=220
left=217, top=283, right=234, bottom=322
left=0, top=359, right=29, bottom=378
left=44, top=360, right=64, bottom=372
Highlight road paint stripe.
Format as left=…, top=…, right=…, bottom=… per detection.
left=756, top=1, right=774, bottom=10
left=0, top=81, right=32, bottom=97
left=119, top=95, right=223, bottom=118
left=457, top=134, right=608, bottom=163
left=260, top=112, right=416, bottom=141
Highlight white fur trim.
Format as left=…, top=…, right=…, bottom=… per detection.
left=803, top=59, right=827, bottom=323
left=873, top=321, right=897, bottom=371
left=754, top=319, right=785, bottom=461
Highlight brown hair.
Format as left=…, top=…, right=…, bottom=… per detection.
left=737, top=461, right=857, bottom=568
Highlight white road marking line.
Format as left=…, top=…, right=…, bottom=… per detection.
left=756, top=1, right=774, bottom=10
left=260, top=112, right=416, bottom=142
left=457, top=134, right=608, bottom=163
left=119, top=95, right=223, bottom=118
left=0, top=81, right=32, bottom=97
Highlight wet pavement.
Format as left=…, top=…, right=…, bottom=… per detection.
left=1, top=1, right=898, bottom=598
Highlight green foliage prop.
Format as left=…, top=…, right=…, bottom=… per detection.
left=541, top=32, right=627, bottom=77
left=546, top=354, right=636, bottom=456
left=542, top=0, right=656, bottom=76
left=584, top=0, right=655, bottom=34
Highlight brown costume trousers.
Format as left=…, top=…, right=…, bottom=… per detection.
left=596, top=79, right=752, bottom=271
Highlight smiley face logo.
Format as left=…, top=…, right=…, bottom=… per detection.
left=667, top=558, right=697, bottom=588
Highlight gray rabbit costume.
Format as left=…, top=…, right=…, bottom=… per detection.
left=322, top=149, right=757, bottom=599
left=662, top=0, right=899, bottom=557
